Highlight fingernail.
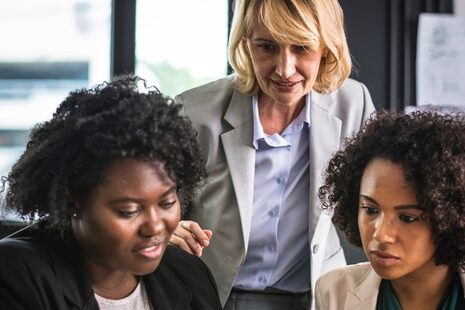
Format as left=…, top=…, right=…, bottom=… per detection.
left=203, top=240, right=209, bottom=247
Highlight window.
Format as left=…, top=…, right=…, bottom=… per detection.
left=135, top=0, right=228, bottom=97
left=0, top=0, right=111, bottom=219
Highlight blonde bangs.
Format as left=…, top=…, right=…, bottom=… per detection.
left=258, top=0, right=321, bottom=51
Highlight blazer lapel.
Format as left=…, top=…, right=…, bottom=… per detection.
left=144, top=272, right=191, bottom=310
left=308, top=91, right=342, bottom=237
left=345, top=267, right=381, bottom=309
left=49, top=238, right=98, bottom=309
left=220, top=89, right=255, bottom=249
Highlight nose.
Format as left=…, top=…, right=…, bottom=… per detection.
left=373, top=214, right=396, bottom=243
left=140, top=209, right=164, bottom=237
left=275, top=47, right=296, bottom=79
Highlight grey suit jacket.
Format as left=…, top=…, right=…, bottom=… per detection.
left=175, top=76, right=375, bottom=306
left=315, top=262, right=465, bottom=310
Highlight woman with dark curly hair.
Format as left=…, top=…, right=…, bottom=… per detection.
left=0, top=75, right=221, bottom=309
left=315, top=111, right=465, bottom=310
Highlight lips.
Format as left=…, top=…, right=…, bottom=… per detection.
left=271, top=79, right=301, bottom=90
left=370, top=250, right=400, bottom=267
left=134, top=240, right=165, bottom=260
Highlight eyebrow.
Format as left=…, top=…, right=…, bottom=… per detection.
left=359, top=194, right=421, bottom=210
left=252, top=38, right=275, bottom=43
left=108, top=185, right=177, bottom=204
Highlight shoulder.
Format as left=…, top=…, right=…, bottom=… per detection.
left=0, top=234, right=50, bottom=265
left=337, top=78, right=371, bottom=97
left=0, top=235, right=56, bottom=307
left=160, top=245, right=215, bottom=281
left=312, top=78, right=375, bottom=137
left=317, top=262, right=373, bottom=291
left=314, top=78, right=374, bottom=115
left=153, top=246, right=222, bottom=308
left=174, top=76, right=238, bottom=117
left=175, top=76, right=235, bottom=104
left=315, top=262, right=373, bottom=307
left=176, top=76, right=235, bottom=101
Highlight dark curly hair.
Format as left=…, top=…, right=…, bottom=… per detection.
left=319, top=111, right=465, bottom=271
left=1, top=75, right=207, bottom=232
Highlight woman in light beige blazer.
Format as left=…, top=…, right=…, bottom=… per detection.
left=316, top=112, right=465, bottom=310
left=170, top=0, right=375, bottom=308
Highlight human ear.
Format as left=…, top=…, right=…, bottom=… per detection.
left=68, top=196, right=82, bottom=219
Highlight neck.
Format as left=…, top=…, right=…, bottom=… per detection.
left=258, top=93, right=305, bottom=135
left=391, top=264, right=453, bottom=310
left=86, top=259, right=138, bottom=299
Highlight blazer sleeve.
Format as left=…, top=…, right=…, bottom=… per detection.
left=315, top=277, right=326, bottom=310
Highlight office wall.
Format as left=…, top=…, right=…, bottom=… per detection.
left=340, top=0, right=453, bottom=112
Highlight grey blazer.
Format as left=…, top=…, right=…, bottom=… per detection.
left=175, top=76, right=375, bottom=306
left=315, top=262, right=465, bottom=310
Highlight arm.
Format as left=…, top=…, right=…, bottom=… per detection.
left=314, top=278, right=326, bottom=310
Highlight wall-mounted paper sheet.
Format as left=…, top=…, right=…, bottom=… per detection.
left=417, top=13, right=465, bottom=109
left=455, top=0, right=465, bottom=16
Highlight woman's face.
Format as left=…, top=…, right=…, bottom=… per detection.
left=245, top=18, right=325, bottom=107
left=358, top=158, right=437, bottom=281
left=72, top=158, right=180, bottom=277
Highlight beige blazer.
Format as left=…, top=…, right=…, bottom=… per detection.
left=315, top=262, right=465, bottom=310
left=175, top=76, right=375, bottom=306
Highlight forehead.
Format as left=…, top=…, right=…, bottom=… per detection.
left=100, top=158, right=173, bottom=189
left=360, top=158, right=418, bottom=205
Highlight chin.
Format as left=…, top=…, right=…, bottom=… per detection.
left=371, top=265, right=405, bottom=280
left=133, top=259, right=162, bottom=276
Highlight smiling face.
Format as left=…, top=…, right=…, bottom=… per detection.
left=245, top=18, right=325, bottom=107
left=358, top=158, right=437, bottom=281
left=72, top=158, right=181, bottom=277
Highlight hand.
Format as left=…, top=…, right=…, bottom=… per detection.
left=169, top=220, right=212, bottom=257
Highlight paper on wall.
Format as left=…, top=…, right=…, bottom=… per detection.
left=416, top=13, right=465, bottom=109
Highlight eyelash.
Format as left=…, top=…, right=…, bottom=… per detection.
left=360, top=206, right=422, bottom=224
left=257, top=43, right=277, bottom=51
left=118, top=210, right=138, bottom=218
left=256, top=43, right=310, bottom=53
left=399, top=214, right=421, bottom=223
left=361, top=206, right=378, bottom=215
left=160, top=201, right=176, bottom=210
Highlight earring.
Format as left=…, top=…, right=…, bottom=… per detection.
left=72, top=213, right=78, bottom=218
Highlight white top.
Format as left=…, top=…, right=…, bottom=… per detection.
left=95, top=280, right=153, bottom=310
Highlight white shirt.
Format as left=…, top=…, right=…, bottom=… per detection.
left=95, top=280, right=153, bottom=310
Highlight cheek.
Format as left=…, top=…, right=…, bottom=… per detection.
left=357, top=216, right=373, bottom=246
left=302, top=61, right=322, bottom=80
left=408, top=230, right=436, bottom=259
left=164, top=206, right=181, bottom=235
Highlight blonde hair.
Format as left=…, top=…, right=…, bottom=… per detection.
left=228, top=0, right=351, bottom=95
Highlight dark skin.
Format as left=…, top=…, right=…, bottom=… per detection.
left=72, top=158, right=181, bottom=299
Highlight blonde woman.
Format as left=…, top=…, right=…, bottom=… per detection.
left=171, top=0, right=375, bottom=308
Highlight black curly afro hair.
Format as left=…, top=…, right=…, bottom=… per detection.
left=319, top=111, right=465, bottom=271
left=1, top=75, right=207, bottom=232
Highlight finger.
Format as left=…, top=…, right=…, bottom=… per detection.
left=169, top=234, right=194, bottom=255
left=203, top=229, right=213, bottom=243
left=173, top=223, right=204, bottom=256
left=180, top=221, right=210, bottom=247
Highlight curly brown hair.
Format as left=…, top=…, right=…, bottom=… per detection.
left=319, top=111, right=465, bottom=271
left=1, top=75, right=207, bottom=232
